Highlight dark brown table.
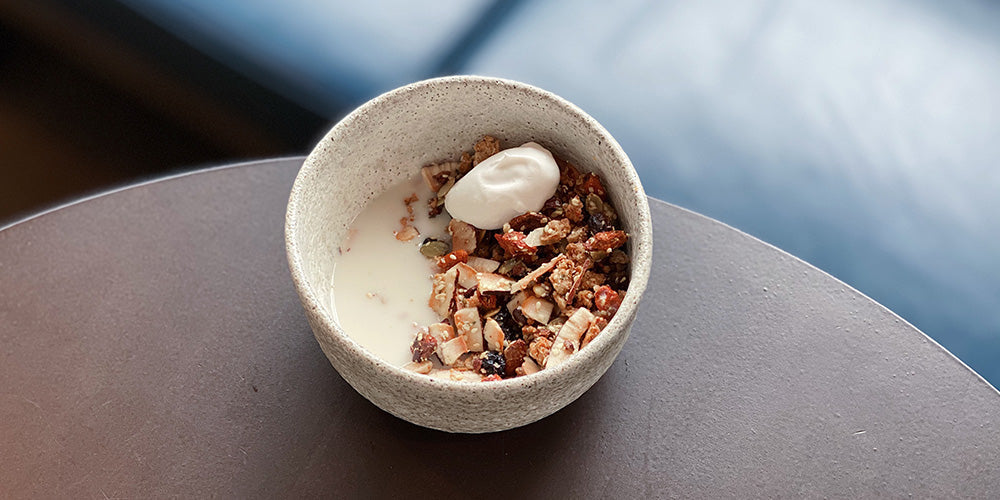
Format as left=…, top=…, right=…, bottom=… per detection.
left=3, top=158, right=998, bottom=497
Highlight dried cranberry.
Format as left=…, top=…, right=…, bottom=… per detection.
left=588, top=213, right=612, bottom=233
left=492, top=306, right=522, bottom=341
left=476, top=351, right=506, bottom=376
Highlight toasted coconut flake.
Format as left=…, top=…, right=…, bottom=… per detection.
left=477, top=272, right=514, bottom=293
left=428, top=267, right=458, bottom=318
left=454, top=307, right=484, bottom=352
left=520, top=296, right=554, bottom=324
left=438, top=336, right=469, bottom=365
left=483, top=318, right=504, bottom=351
left=467, top=256, right=500, bottom=273
left=545, top=307, right=595, bottom=369
left=511, top=254, right=565, bottom=294
left=454, top=262, right=478, bottom=289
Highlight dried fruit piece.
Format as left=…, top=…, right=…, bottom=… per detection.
left=474, top=350, right=506, bottom=376
left=509, top=212, right=549, bottom=232
left=578, top=173, right=606, bottom=198
left=586, top=230, right=627, bottom=251
left=495, top=231, right=537, bottom=258
left=409, top=329, right=438, bottom=362
left=454, top=307, right=484, bottom=352
left=436, top=250, right=469, bottom=271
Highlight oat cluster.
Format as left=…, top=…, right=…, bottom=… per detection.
left=407, top=136, right=630, bottom=381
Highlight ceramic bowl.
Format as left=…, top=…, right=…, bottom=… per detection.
left=285, top=76, right=652, bottom=433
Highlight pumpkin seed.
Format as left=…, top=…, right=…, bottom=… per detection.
left=419, top=239, right=450, bottom=258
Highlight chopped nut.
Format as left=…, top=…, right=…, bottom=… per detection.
left=473, top=135, right=501, bottom=165
left=594, top=286, right=623, bottom=317
left=532, top=282, right=551, bottom=297
left=564, top=196, right=584, bottom=223
left=508, top=211, right=548, bottom=232
left=585, top=230, right=628, bottom=251
left=581, top=316, right=607, bottom=349
left=540, top=218, right=572, bottom=245
left=528, top=337, right=553, bottom=366
left=578, top=173, right=607, bottom=198
left=421, top=161, right=460, bottom=191
left=403, top=360, right=433, bottom=374
left=524, top=227, right=545, bottom=247
left=394, top=222, right=419, bottom=242
left=454, top=307, right=484, bottom=352
left=566, top=226, right=588, bottom=244
left=448, top=219, right=477, bottom=253
left=503, top=339, right=528, bottom=376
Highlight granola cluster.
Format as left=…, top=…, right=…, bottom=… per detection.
left=406, top=136, right=629, bottom=381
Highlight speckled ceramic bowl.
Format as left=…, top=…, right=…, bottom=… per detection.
left=285, top=76, right=652, bottom=433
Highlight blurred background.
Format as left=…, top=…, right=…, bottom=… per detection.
left=2, top=0, right=998, bottom=385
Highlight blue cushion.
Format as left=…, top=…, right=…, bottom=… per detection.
left=462, top=0, right=1000, bottom=381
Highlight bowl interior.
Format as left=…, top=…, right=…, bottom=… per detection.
left=287, top=76, right=651, bottom=378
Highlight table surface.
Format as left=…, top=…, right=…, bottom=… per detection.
left=2, top=158, right=998, bottom=498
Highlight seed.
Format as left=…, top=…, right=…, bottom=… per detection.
left=585, top=193, right=604, bottom=215
left=419, top=239, right=450, bottom=258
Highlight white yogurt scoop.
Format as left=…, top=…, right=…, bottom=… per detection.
left=444, top=142, right=560, bottom=229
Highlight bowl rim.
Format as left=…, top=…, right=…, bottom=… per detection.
left=285, top=75, right=653, bottom=395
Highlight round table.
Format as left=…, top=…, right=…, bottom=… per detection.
left=2, top=158, right=997, bottom=497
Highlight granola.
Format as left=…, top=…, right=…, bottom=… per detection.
left=407, top=136, right=630, bottom=381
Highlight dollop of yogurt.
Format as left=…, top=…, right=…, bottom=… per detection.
left=444, top=142, right=560, bottom=229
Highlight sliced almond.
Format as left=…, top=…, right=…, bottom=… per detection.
left=454, top=262, right=478, bottom=289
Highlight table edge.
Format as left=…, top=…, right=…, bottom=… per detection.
left=4, top=156, right=996, bottom=395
